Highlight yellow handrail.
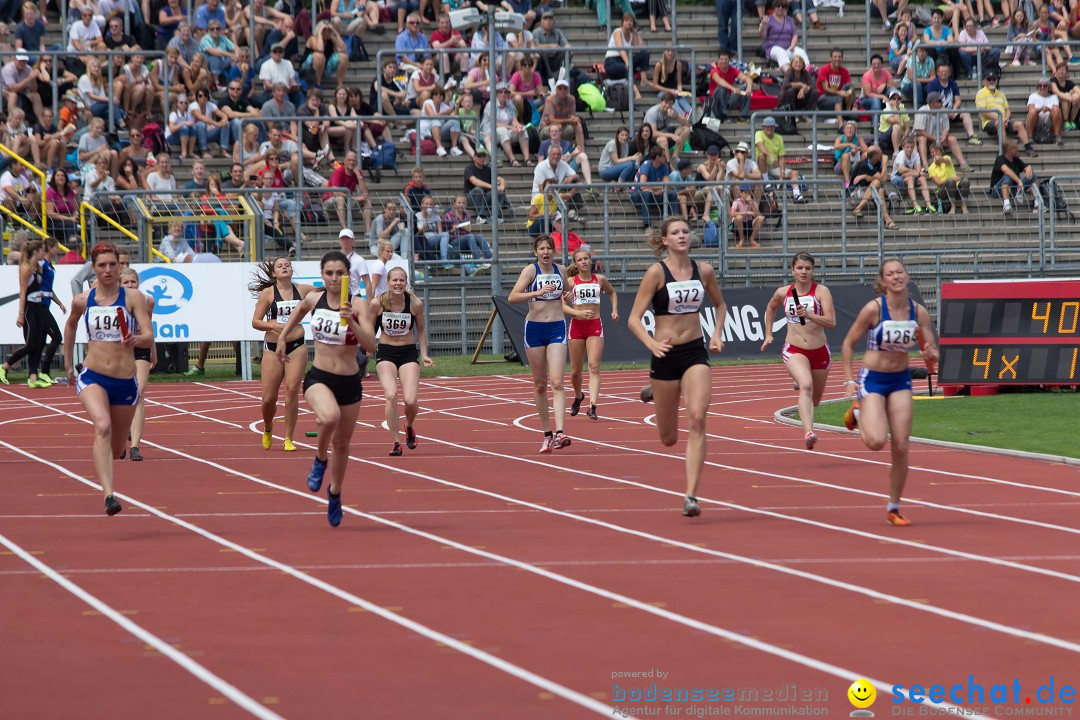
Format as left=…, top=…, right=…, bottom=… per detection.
left=236, top=195, right=257, bottom=261
left=0, top=142, right=46, bottom=238
left=78, top=202, right=169, bottom=262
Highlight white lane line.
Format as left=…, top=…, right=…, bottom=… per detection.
left=0, top=532, right=285, bottom=720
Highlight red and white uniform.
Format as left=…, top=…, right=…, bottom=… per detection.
left=567, top=274, right=604, bottom=340
left=780, top=282, right=831, bottom=370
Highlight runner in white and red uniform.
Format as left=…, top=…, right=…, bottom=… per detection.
left=761, top=252, right=836, bottom=450
left=564, top=248, right=619, bottom=421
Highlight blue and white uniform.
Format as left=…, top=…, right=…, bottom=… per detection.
left=857, top=296, right=918, bottom=398
left=524, top=262, right=567, bottom=349
left=77, top=287, right=140, bottom=406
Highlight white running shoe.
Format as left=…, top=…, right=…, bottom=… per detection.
left=450, top=146, right=464, bottom=156
left=539, top=435, right=553, bottom=453
left=436, top=146, right=448, bottom=157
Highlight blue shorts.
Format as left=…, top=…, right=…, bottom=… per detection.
left=76, top=368, right=140, bottom=406
left=524, top=320, right=566, bottom=349
left=857, top=367, right=912, bottom=399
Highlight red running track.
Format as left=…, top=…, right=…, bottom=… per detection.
left=1, top=365, right=1079, bottom=719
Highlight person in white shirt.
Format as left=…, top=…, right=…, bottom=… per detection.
left=68, top=7, right=104, bottom=55
left=414, top=195, right=447, bottom=262
left=1026, top=78, right=1064, bottom=145
left=0, top=162, right=39, bottom=219
left=368, top=239, right=409, bottom=296
left=419, top=86, right=461, bottom=156
left=890, top=136, right=935, bottom=213
left=159, top=221, right=196, bottom=261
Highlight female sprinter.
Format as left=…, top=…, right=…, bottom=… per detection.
left=629, top=218, right=726, bottom=517
left=508, top=235, right=572, bottom=453
left=841, top=258, right=938, bottom=527
left=250, top=257, right=315, bottom=452
left=119, top=268, right=156, bottom=462
left=63, top=241, right=154, bottom=516
left=760, top=252, right=836, bottom=450
left=0, top=240, right=51, bottom=388
left=275, top=251, right=376, bottom=527
left=368, top=266, right=434, bottom=456
left=565, top=247, right=619, bottom=421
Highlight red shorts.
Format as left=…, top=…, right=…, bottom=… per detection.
left=568, top=317, right=603, bottom=340
left=781, top=342, right=831, bottom=370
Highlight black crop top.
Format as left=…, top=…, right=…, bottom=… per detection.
left=651, top=259, right=706, bottom=316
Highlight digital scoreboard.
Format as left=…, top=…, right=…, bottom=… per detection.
left=938, top=279, right=1080, bottom=384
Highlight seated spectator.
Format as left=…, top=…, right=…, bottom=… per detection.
left=1006, top=9, right=1036, bottom=67
left=120, top=54, right=155, bottom=118
left=372, top=59, right=410, bottom=117
left=455, top=92, right=481, bottom=158
left=922, top=9, right=963, bottom=78
left=957, top=17, right=999, bottom=80
left=760, top=1, right=809, bottom=73
left=259, top=44, right=303, bottom=107
left=1026, top=77, right=1064, bottom=145
left=34, top=55, right=78, bottom=114
left=404, top=167, right=432, bottom=212
left=792, top=0, right=826, bottom=29
left=395, top=13, right=430, bottom=72
left=368, top=200, right=409, bottom=256
left=201, top=19, right=241, bottom=82
left=538, top=124, right=593, bottom=185
left=261, top=84, right=299, bottom=140
left=532, top=145, right=584, bottom=220
left=889, top=22, right=913, bottom=73
left=891, top=136, right=935, bottom=213
left=441, top=195, right=494, bottom=264
left=298, top=89, right=333, bottom=168
left=707, top=49, right=752, bottom=119
left=505, top=23, right=536, bottom=77
left=644, top=92, right=691, bottom=162
left=483, top=83, right=530, bottom=166
left=975, top=72, right=1035, bottom=155
left=1032, top=5, right=1064, bottom=71
left=330, top=0, right=380, bottom=38
left=116, top=157, right=143, bottom=222
left=631, top=146, right=677, bottom=228
left=185, top=159, right=210, bottom=196
left=220, top=79, right=261, bottom=151
left=324, top=150, right=373, bottom=231
left=190, top=88, right=229, bottom=158
left=833, top=119, right=869, bottom=188
left=914, top=91, right=971, bottom=172
left=465, top=148, right=511, bottom=222
left=875, top=88, right=910, bottom=155
left=304, top=21, right=350, bottom=89
left=926, top=62, right=981, bottom=146
left=3, top=52, right=43, bottom=127
left=429, top=13, right=467, bottom=76
left=991, top=139, right=1036, bottom=214
left=470, top=25, right=509, bottom=78
left=407, top=56, right=440, bottom=111
left=858, top=54, right=894, bottom=123
left=78, top=117, right=119, bottom=177
left=157, top=0, right=188, bottom=51
left=83, top=155, right=124, bottom=222
left=255, top=172, right=297, bottom=253
left=195, top=0, right=227, bottom=34
left=599, top=125, right=641, bottom=184
left=899, top=43, right=934, bottom=105
left=549, top=212, right=584, bottom=254
left=159, top=220, right=196, bottom=261
left=527, top=178, right=556, bottom=237
left=420, top=87, right=461, bottom=156
left=415, top=195, right=446, bottom=261
left=79, top=59, right=126, bottom=127
left=182, top=52, right=215, bottom=100
left=168, top=22, right=200, bottom=69
left=755, top=117, right=805, bottom=201
left=604, top=13, right=649, bottom=88
left=816, top=48, right=857, bottom=124
left=730, top=184, right=764, bottom=248
left=236, top=122, right=266, bottom=177
left=3, top=108, right=33, bottom=160
left=649, top=49, right=692, bottom=116
left=200, top=175, right=246, bottom=253
left=464, top=54, right=500, bottom=108
left=541, top=78, right=587, bottom=155
left=698, top=143, right=727, bottom=218
left=724, top=141, right=764, bottom=203
left=670, top=158, right=699, bottom=220
left=1052, top=64, right=1080, bottom=131
left=45, top=170, right=79, bottom=241
left=223, top=162, right=248, bottom=190
left=849, top=146, right=898, bottom=228
left=69, top=6, right=105, bottom=61
left=532, top=10, right=571, bottom=82
left=152, top=46, right=185, bottom=113
left=927, top=143, right=969, bottom=214
left=509, top=56, right=546, bottom=122
left=777, top=55, right=819, bottom=113
left=31, top=108, right=67, bottom=171
left=144, top=153, right=179, bottom=206
left=15, top=2, right=47, bottom=53
left=259, top=15, right=299, bottom=63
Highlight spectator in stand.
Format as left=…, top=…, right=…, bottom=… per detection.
left=716, top=0, right=738, bottom=53
left=455, top=92, right=481, bottom=159
left=260, top=15, right=299, bottom=63
left=730, top=185, right=764, bottom=248
left=957, top=17, right=999, bottom=80
left=157, top=0, right=188, bottom=50
left=45, top=170, right=80, bottom=242
left=182, top=52, right=215, bottom=99
left=891, top=136, right=935, bottom=213
left=152, top=46, right=184, bottom=112
left=78, top=117, right=120, bottom=177
left=532, top=10, right=571, bottom=82
left=926, top=62, right=982, bottom=147
left=644, top=92, right=691, bottom=162
left=120, top=54, right=155, bottom=118
left=190, top=88, right=229, bottom=158
left=465, top=147, right=511, bottom=222
left=634, top=122, right=657, bottom=158
left=777, top=55, right=819, bottom=114
left=724, top=141, right=764, bottom=198
left=305, top=21, right=350, bottom=89
left=631, top=146, right=677, bottom=229
left=927, top=143, right=969, bottom=214
left=3, top=51, right=44, bottom=125
left=760, top=1, right=809, bottom=73
left=532, top=145, right=584, bottom=220
left=69, top=6, right=105, bottom=61
left=858, top=54, right=894, bottom=124
left=223, top=162, right=248, bottom=190
left=15, top=2, right=47, bottom=52
left=34, top=56, right=78, bottom=115
left=407, top=56, right=440, bottom=111
left=404, top=167, right=431, bottom=213
left=298, top=89, right=333, bottom=168
left=220, top=79, right=261, bottom=150
left=236, top=116, right=265, bottom=175
left=670, top=159, right=698, bottom=220
left=415, top=195, right=446, bottom=261
left=159, top=220, right=196, bottom=261
left=707, top=49, right=752, bottom=120
left=922, top=9, right=963, bottom=78
left=1027, top=77, right=1065, bottom=145
left=976, top=71, right=1036, bottom=155
left=200, top=175, right=246, bottom=253
left=168, top=22, right=200, bottom=69
left=484, top=83, right=531, bottom=166
left=914, top=91, right=972, bottom=171
left=527, top=178, right=556, bottom=237
left=325, top=150, right=373, bottom=232
left=441, top=195, right=493, bottom=266
left=899, top=43, right=934, bottom=105
left=430, top=13, right=467, bottom=77
left=201, top=20, right=241, bottom=81
left=78, top=59, right=126, bottom=127
left=470, top=25, right=509, bottom=78
left=990, top=139, right=1036, bottom=214
left=875, top=88, right=910, bottom=155
left=144, top=152, right=178, bottom=212
left=368, top=200, right=409, bottom=256
left=549, top=212, right=584, bottom=255
left=755, top=117, right=806, bottom=201
left=420, top=86, right=461, bottom=156
left=184, top=159, right=209, bottom=195
left=649, top=49, right=692, bottom=116
left=330, top=0, right=379, bottom=38
left=260, top=44, right=303, bottom=107
left=372, top=59, right=410, bottom=116
left=604, top=13, right=648, bottom=92
left=1052, top=64, right=1080, bottom=130
left=697, top=143, right=726, bottom=218
left=1032, top=4, right=1065, bottom=71
left=889, top=22, right=913, bottom=73
left=261, top=83, right=299, bottom=141
left=3, top=108, right=33, bottom=160
left=538, top=124, right=593, bottom=185
left=850, top=146, right=898, bottom=228
left=31, top=108, right=66, bottom=171
left=541, top=78, right=587, bottom=155
left=817, top=48, right=857, bottom=124
left=509, top=57, right=546, bottom=123
left=505, top=22, right=536, bottom=77
left=1006, top=9, right=1036, bottom=67
left=833, top=119, right=868, bottom=188
left=599, top=125, right=641, bottom=184
left=395, top=13, right=430, bottom=72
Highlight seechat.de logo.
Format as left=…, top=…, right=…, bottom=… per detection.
left=139, top=268, right=194, bottom=316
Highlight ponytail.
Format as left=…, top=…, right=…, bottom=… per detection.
left=247, top=256, right=289, bottom=297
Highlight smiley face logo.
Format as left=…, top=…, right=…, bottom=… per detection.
left=848, top=679, right=876, bottom=709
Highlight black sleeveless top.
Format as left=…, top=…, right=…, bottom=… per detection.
left=651, top=260, right=706, bottom=316
left=376, top=291, right=417, bottom=339
left=266, top=283, right=301, bottom=322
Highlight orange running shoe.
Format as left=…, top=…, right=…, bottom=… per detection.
left=886, top=510, right=911, bottom=527
left=843, top=399, right=860, bottom=431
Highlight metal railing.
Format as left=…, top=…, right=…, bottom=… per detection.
left=0, top=142, right=47, bottom=241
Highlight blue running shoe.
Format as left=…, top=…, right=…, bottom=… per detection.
left=307, top=456, right=328, bottom=492
left=327, top=488, right=342, bottom=527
